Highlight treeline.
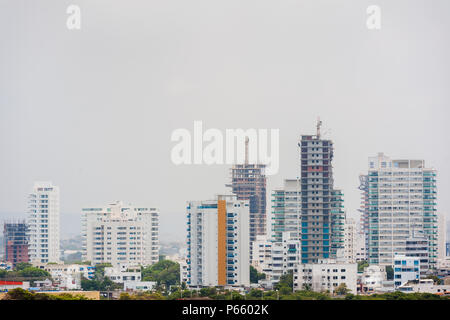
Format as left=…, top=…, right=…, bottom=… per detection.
left=0, top=263, right=51, bottom=281
left=80, top=259, right=181, bottom=292
left=116, top=287, right=450, bottom=300
left=1, top=288, right=90, bottom=300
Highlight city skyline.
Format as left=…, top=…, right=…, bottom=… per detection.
left=0, top=127, right=448, bottom=243
left=1, top=1, right=450, bottom=243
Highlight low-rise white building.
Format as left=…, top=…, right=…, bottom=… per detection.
left=104, top=264, right=141, bottom=283
left=124, top=281, right=156, bottom=291
left=437, top=257, right=450, bottom=270
left=294, top=259, right=357, bottom=294
left=0, top=280, right=30, bottom=291
left=33, top=263, right=95, bottom=290
left=360, top=265, right=394, bottom=293
left=394, top=255, right=420, bottom=288
left=398, top=278, right=450, bottom=295
left=0, top=262, right=13, bottom=271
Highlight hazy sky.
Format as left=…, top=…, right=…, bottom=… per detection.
left=1, top=0, right=449, bottom=242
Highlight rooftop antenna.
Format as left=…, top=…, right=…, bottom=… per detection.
left=316, top=116, right=322, bottom=139
left=245, top=136, right=249, bottom=165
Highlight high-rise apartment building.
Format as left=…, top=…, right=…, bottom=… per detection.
left=27, top=182, right=60, bottom=264
left=186, top=194, right=250, bottom=288
left=343, top=218, right=357, bottom=264
left=82, top=201, right=159, bottom=266
left=271, top=120, right=345, bottom=263
left=358, top=174, right=369, bottom=261
left=227, top=137, right=266, bottom=261
left=251, top=232, right=301, bottom=286
left=366, top=153, right=438, bottom=269
left=437, top=214, right=447, bottom=260
left=3, top=221, right=29, bottom=267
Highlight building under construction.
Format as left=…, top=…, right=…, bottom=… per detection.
left=227, top=138, right=267, bottom=260
left=3, top=221, right=29, bottom=267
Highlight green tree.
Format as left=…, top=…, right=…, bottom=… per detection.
left=14, top=262, right=33, bottom=271
left=250, top=266, right=266, bottom=283
left=357, top=260, right=369, bottom=273
left=141, top=259, right=180, bottom=288
left=334, top=283, right=350, bottom=296
left=386, top=266, right=394, bottom=280
left=426, top=274, right=442, bottom=285
left=199, top=287, right=217, bottom=297
left=246, top=288, right=263, bottom=299
left=0, top=269, right=8, bottom=278
left=275, top=270, right=293, bottom=291
left=2, top=288, right=89, bottom=300
left=93, top=263, right=112, bottom=278
left=18, top=267, right=51, bottom=278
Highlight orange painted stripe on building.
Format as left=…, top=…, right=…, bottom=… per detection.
left=217, top=199, right=227, bottom=286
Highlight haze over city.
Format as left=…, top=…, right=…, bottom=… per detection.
left=1, top=0, right=449, bottom=243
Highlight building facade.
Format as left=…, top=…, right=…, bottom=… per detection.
left=294, top=259, right=357, bottom=294
left=437, top=214, right=447, bottom=260
left=366, top=153, right=438, bottom=269
left=358, top=174, right=369, bottom=261
left=343, top=218, right=357, bottom=264
left=227, top=138, right=267, bottom=261
left=271, top=121, right=345, bottom=263
left=82, top=201, right=159, bottom=266
left=360, top=265, right=388, bottom=293
left=405, top=230, right=429, bottom=277
left=251, top=232, right=301, bottom=286
left=186, top=194, right=250, bottom=288
left=3, top=221, right=29, bottom=267
left=27, top=182, right=60, bottom=264
left=393, top=255, right=420, bottom=288
left=34, top=263, right=95, bottom=290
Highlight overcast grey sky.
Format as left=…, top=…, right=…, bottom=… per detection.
left=1, top=0, right=449, bottom=242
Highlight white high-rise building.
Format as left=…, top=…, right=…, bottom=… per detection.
left=186, top=194, right=250, bottom=288
left=355, top=233, right=368, bottom=262
left=251, top=232, right=301, bottom=286
left=437, top=214, right=447, bottom=260
left=343, top=218, right=357, bottom=263
left=27, top=182, right=60, bottom=264
left=366, top=153, right=438, bottom=269
left=82, top=201, right=159, bottom=266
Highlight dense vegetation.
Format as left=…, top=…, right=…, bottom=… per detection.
left=250, top=266, right=266, bottom=284
left=0, top=263, right=51, bottom=282
left=1, top=288, right=90, bottom=300
left=141, top=259, right=180, bottom=289
left=357, top=260, right=369, bottom=273
left=80, top=263, right=122, bottom=291
left=3, top=259, right=448, bottom=301
left=115, top=286, right=450, bottom=300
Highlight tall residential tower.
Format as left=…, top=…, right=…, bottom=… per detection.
left=81, top=201, right=159, bottom=266
left=3, top=221, right=29, bottom=267
left=271, top=120, right=345, bottom=263
left=366, top=153, right=438, bottom=269
left=186, top=194, right=250, bottom=288
left=27, top=182, right=60, bottom=264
